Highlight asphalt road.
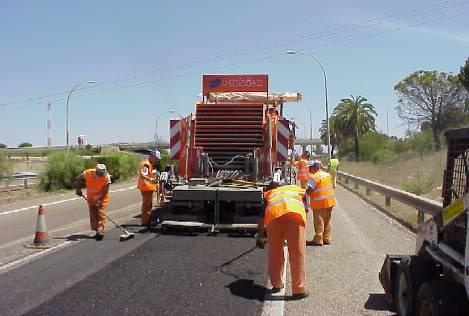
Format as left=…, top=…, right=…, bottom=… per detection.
left=0, top=181, right=141, bottom=266
left=0, top=185, right=416, bottom=315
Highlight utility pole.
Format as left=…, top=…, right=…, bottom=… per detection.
left=386, top=106, right=389, bottom=136
left=47, top=102, right=52, bottom=147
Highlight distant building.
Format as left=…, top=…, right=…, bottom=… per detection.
left=77, top=135, right=86, bottom=146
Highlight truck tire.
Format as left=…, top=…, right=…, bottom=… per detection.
left=394, top=256, right=439, bottom=316
left=416, top=280, right=469, bottom=316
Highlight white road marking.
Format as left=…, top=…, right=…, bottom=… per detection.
left=0, top=241, right=74, bottom=275
left=261, top=246, right=287, bottom=316
left=0, top=186, right=135, bottom=216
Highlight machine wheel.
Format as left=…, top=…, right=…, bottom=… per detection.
left=394, top=256, right=439, bottom=316
left=415, top=280, right=469, bottom=316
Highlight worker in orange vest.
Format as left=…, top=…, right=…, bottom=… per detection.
left=306, top=160, right=336, bottom=246
left=75, top=164, right=112, bottom=241
left=290, top=151, right=310, bottom=188
left=137, top=150, right=161, bottom=227
left=257, top=181, right=309, bottom=300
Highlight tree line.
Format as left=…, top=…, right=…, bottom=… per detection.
left=319, top=58, right=469, bottom=161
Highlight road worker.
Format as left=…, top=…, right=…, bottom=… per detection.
left=257, top=181, right=309, bottom=300
left=75, top=164, right=112, bottom=241
left=137, top=150, right=161, bottom=227
left=290, top=151, right=310, bottom=188
left=327, top=155, right=340, bottom=188
left=306, top=160, right=336, bottom=246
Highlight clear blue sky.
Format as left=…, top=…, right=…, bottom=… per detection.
left=1, top=0, right=468, bottom=147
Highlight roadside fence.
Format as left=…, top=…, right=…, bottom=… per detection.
left=338, top=171, right=442, bottom=226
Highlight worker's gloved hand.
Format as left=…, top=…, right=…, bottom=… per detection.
left=255, top=233, right=267, bottom=249
left=75, top=190, right=83, bottom=197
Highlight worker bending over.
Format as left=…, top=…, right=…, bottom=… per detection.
left=75, top=164, right=112, bottom=241
left=257, top=181, right=309, bottom=300
left=290, top=151, right=310, bottom=188
left=306, top=160, right=336, bottom=246
left=137, top=150, right=161, bottom=227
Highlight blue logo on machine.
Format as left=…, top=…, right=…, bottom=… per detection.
left=209, top=79, right=222, bottom=88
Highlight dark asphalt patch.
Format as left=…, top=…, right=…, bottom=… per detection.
left=26, top=233, right=268, bottom=316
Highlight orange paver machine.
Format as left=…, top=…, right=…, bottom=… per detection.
left=162, top=74, right=302, bottom=232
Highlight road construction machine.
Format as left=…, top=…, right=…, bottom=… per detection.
left=379, top=127, right=469, bottom=315
left=159, top=74, right=301, bottom=233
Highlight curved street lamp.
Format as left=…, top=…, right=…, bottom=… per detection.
left=154, top=110, right=175, bottom=149
left=304, top=103, right=313, bottom=154
left=286, top=50, right=331, bottom=161
left=66, top=81, right=95, bottom=149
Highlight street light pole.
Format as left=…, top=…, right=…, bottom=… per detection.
left=66, top=81, right=95, bottom=150
left=286, top=50, right=331, bottom=161
left=154, top=110, right=175, bottom=149
left=305, top=104, right=313, bottom=154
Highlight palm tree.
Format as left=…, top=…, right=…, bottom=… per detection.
left=334, top=95, right=377, bottom=161
left=319, top=115, right=340, bottom=156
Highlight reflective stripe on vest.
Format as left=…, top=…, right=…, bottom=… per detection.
left=308, top=171, right=336, bottom=209
left=311, top=194, right=336, bottom=201
left=264, top=185, right=306, bottom=227
left=266, top=197, right=305, bottom=211
left=328, top=159, right=339, bottom=170
left=137, top=159, right=156, bottom=191
left=84, top=169, right=111, bottom=205
left=296, top=159, right=309, bottom=180
left=314, top=185, right=334, bottom=193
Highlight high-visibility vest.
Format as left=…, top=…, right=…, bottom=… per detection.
left=328, top=158, right=339, bottom=171
left=84, top=169, right=111, bottom=205
left=292, top=159, right=309, bottom=182
left=137, top=159, right=157, bottom=191
left=307, top=170, right=336, bottom=209
left=264, top=185, right=307, bottom=227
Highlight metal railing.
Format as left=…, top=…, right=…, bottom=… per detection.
left=0, top=172, right=38, bottom=191
left=338, top=171, right=442, bottom=224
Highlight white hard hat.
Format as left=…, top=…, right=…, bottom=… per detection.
left=95, top=164, right=108, bottom=175
left=149, top=150, right=161, bottom=159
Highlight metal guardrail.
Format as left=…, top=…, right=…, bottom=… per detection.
left=338, top=171, right=442, bottom=224
left=0, top=172, right=38, bottom=190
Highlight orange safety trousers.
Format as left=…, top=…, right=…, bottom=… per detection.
left=88, top=204, right=107, bottom=233
left=266, top=212, right=306, bottom=295
left=140, top=190, right=154, bottom=225
left=312, top=207, right=333, bottom=244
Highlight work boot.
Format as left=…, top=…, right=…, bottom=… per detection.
left=290, top=290, right=310, bottom=300
left=306, top=240, right=323, bottom=246
left=94, top=231, right=104, bottom=241
left=270, top=284, right=284, bottom=293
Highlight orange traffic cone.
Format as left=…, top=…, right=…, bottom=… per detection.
left=25, top=205, right=51, bottom=249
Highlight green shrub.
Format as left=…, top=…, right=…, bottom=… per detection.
left=371, top=149, right=397, bottom=163
left=359, top=132, right=389, bottom=161
left=96, top=152, right=140, bottom=181
left=38, top=152, right=86, bottom=191
left=407, top=130, right=434, bottom=159
left=0, top=152, right=12, bottom=178
left=401, top=172, right=436, bottom=196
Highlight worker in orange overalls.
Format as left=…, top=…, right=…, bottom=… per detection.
left=75, top=164, right=112, bottom=241
left=290, top=151, right=310, bottom=188
left=306, top=160, right=336, bottom=246
left=137, top=150, right=161, bottom=227
left=257, top=181, right=309, bottom=300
